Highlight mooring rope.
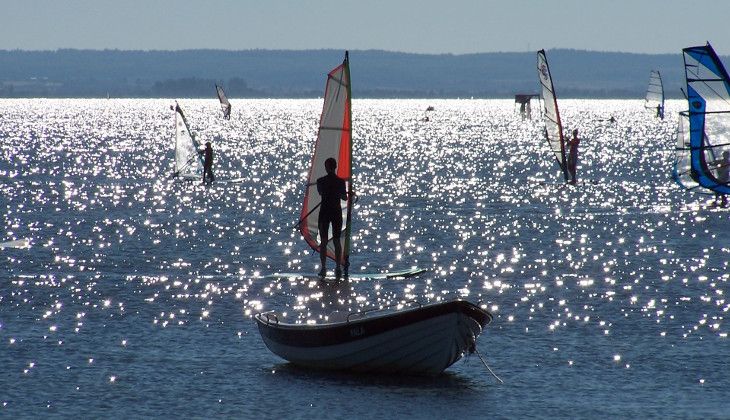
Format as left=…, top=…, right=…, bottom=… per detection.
left=474, top=346, right=504, bottom=384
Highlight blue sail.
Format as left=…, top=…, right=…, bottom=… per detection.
left=682, top=43, right=730, bottom=195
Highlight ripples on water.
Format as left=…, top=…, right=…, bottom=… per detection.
left=0, top=99, right=727, bottom=417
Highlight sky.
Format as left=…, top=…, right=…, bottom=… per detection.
left=1, top=0, right=729, bottom=55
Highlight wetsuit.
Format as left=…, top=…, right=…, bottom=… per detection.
left=203, top=146, right=214, bottom=182
left=316, top=173, right=346, bottom=243
left=567, top=137, right=580, bottom=183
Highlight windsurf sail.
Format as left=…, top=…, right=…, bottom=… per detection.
left=172, top=103, right=204, bottom=180
left=682, top=43, right=730, bottom=195
left=672, top=111, right=705, bottom=192
left=215, top=84, right=232, bottom=120
left=299, top=52, right=353, bottom=268
left=537, top=50, right=568, bottom=181
left=645, top=70, right=665, bottom=119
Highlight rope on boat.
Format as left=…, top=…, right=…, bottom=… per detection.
left=474, top=346, right=504, bottom=384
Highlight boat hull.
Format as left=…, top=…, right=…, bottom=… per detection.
left=255, top=300, right=491, bottom=375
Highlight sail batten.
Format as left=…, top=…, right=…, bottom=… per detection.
left=300, top=52, right=353, bottom=267
left=536, top=49, right=568, bottom=181
left=173, top=104, right=204, bottom=180
left=682, top=43, right=730, bottom=195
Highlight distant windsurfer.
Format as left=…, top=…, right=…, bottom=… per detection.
left=656, top=104, right=664, bottom=119
left=202, top=141, right=215, bottom=183
left=711, top=151, right=730, bottom=207
left=317, top=157, right=347, bottom=279
left=567, top=129, right=580, bottom=185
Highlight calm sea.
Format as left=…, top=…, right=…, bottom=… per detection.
left=1, top=99, right=727, bottom=418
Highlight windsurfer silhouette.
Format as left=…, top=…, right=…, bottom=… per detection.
left=711, top=151, right=730, bottom=207
left=317, top=157, right=347, bottom=279
left=202, top=141, right=214, bottom=183
left=567, top=129, right=580, bottom=185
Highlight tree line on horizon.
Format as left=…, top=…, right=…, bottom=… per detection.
left=0, top=48, right=711, bottom=99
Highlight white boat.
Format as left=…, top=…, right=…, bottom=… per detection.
left=255, top=299, right=493, bottom=375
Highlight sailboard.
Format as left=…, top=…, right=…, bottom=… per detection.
left=215, top=84, right=232, bottom=120
left=0, top=238, right=30, bottom=249
left=645, top=70, right=665, bottom=119
left=267, top=267, right=427, bottom=281
left=682, top=43, right=730, bottom=195
left=537, top=50, right=569, bottom=181
left=172, top=103, right=204, bottom=180
left=299, top=52, right=354, bottom=273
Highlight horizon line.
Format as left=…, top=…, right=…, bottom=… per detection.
left=0, top=47, right=699, bottom=57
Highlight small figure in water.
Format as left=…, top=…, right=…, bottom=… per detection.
left=317, top=157, right=347, bottom=280
left=656, top=104, right=664, bottom=119
left=567, top=128, right=580, bottom=185
left=609, top=116, right=616, bottom=123
left=202, top=141, right=215, bottom=183
left=712, top=151, right=730, bottom=207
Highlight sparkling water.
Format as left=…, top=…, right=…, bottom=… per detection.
left=0, top=99, right=727, bottom=417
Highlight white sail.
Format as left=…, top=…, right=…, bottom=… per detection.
left=537, top=49, right=568, bottom=181
left=215, top=84, right=231, bottom=119
left=173, top=104, right=203, bottom=180
left=645, top=70, right=664, bottom=118
left=300, top=52, right=353, bottom=268
left=672, top=111, right=702, bottom=192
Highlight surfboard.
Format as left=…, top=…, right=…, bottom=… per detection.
left=267, top=267, right=427, bottom=281
left=0, top=238, right=31, bottom=249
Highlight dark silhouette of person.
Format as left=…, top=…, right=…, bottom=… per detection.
left=316, top=157, right=347, bottom=279
left=202, top=141, right=214, bottom=183
left=712, top=150, right=730, bottom=207
left=567, top=128, right=580, bottom=185
left=657, top=104, right=664, bottom=119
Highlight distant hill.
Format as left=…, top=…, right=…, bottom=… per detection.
left=0, top=48, right=712, bottom=99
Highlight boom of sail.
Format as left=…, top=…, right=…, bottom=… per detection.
left=537, top=49, right=568, bottom=181
left=682, top=43, right=730, bottom=195
left=215, top=84, right=232, bottom=120
left=173, top=103, right=204, bottom=180
left=299, top=52, right=353, bottom=268
left=645, top=70, right=665, bottom=119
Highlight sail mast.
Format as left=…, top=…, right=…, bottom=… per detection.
left=537, top=49, right=568, bottom=181
left=342, top=51, right=353, bottom=273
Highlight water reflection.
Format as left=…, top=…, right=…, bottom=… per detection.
left=0, top=99, right=728, bottom=414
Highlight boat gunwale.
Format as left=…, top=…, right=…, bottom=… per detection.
left=255, top=299, right=491, bottom=348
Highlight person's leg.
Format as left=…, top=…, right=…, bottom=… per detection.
left=332, top=216, right=343, bottom=279
left=318, top=218, right=329, bottom=276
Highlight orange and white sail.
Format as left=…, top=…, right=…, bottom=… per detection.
left=299, top=52, right=353, bottom=266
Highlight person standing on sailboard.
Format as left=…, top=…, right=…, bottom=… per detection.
left=711, top=151, right=730, bottom=207
left=202, top=141, right=215, bottom=183
left=567, top=128, right=580, bottom=185
left=317, top=157, right=347, bottom=280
